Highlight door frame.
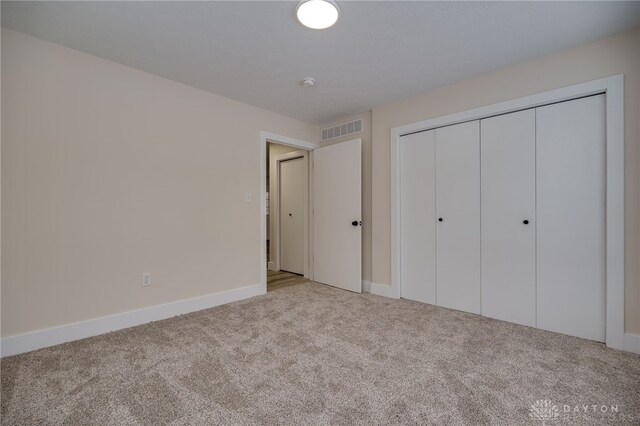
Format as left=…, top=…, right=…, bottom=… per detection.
left=272, top=150, right=309, bottom=275
left=390, top=75, right=625, bottom=351
left=260, top=132, right=318, bottom=294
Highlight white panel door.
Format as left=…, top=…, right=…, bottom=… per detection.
left=435, top=121, right=481, bottom=314
left=400, top=130, right=436, bottom=304
left=536, top=94, right=606, bottom=342
left=279, top=157, right=305, bottom=274
left=481, top=110, right=536, bottom=327
left=313, top=139, right=362, bottom=292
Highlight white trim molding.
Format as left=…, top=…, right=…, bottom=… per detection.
left=260, top=131, right=318, bottom=293
left=361, top=280, right=393, bottom=297
left=1, top=283, right=263, bottom=357
left=390, top=75, right=625, bottom=351
left=623, top=333, right=640, bottom=355
left=369, top=282, right=396, bottom=298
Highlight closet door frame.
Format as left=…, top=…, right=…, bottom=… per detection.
left=390, top=75, right=625, bottom=351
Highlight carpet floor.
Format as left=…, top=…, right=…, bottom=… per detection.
left=1, top=282, right=639, bottom=425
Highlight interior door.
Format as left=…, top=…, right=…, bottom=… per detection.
left=536, top=94, right=606, bottom=342
left=435, top=121, right=481, bottom=314
left=400, top=130, right=436, bottom=304
left=313, top=139, right=361, bottom=292
left=481, top=109, right=536, bottom=327
left=279, top=157, right=305, bottom=274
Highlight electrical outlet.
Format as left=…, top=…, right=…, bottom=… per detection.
left=142, top=272, right=152, bottom=287
left=244, top=191, right=252, bottom=203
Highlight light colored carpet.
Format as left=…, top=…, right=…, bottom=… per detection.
left=2, top=282, right=639, bottom=425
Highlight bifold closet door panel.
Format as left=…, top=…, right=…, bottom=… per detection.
left=436, top=121, right=481, bottom=314
left=536, top=94, right=606, bottom=342
left=400, top=131, right=436, bottom=304
left=481, top=110, right=536, bottom=327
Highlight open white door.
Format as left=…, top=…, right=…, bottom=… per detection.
left=313, top=139, right=362, bottom=292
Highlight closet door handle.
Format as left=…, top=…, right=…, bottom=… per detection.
left=523, top=219, right=529, bottom=225
left=438, top=218, right=443, bottom=222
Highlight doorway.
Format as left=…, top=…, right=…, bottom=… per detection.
left=266, top=141, right=310, bottom=291
left=260, top=131, right=363, bottom=295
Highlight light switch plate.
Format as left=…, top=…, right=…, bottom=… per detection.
left=142, top=272, right=152, bottom=287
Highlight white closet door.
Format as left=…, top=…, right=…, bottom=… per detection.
left=536, top=95, right=606, bottom=342
left=436, top=121, right=481, bottom=314
left=279, top=157, right=305, bottom=274
left=400, top=130, right=436, bottom=304
left=481, top=110, right=536, bottom=327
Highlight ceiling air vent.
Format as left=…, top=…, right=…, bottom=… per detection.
left=321, top=119, right=363, bottom=142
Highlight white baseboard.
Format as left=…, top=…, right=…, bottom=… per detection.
left=5, top=282, right=635, bottom=357
left=623, top=333, right=640, bottom=354
left=1, top=283, right=264, bottom=357
left=369, top=282, right=398, bottom=299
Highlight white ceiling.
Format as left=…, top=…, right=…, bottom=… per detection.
left=3, top=1, right=640, bottom=125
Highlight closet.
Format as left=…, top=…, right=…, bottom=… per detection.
left=399, top=94, right=606, bottom=341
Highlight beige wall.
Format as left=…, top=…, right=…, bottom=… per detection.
left=1, top=29, right=318, bottom=337
left=371, top=27, right=640, bottom=334
left=320, top=112, right=372, bottom=283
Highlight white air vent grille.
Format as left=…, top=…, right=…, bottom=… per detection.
left=321, top=119, right=363, bottom=142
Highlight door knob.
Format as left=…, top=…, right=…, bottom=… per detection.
left=352, top=220, right=360, bottom=227
left=438, top=218, right=443, bottom=222
left=523, top=219, right=529, bottom=225
left=289, top=213, right=292, bottom=217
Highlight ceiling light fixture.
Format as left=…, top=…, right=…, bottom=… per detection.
left=296, top=0, right=339, bottom=30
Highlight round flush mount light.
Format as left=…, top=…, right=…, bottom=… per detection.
left=301, top=77, right=316, bottom=87
left=296, top=0, right=339, bottom=30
